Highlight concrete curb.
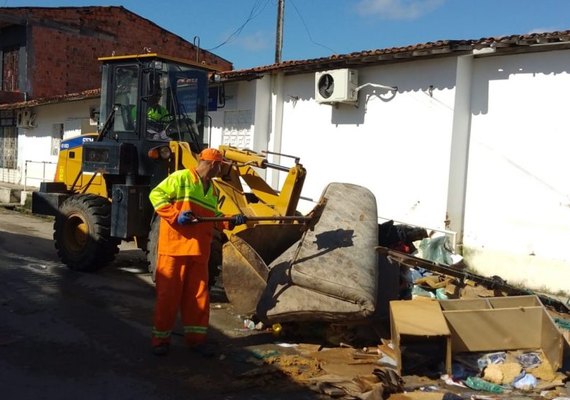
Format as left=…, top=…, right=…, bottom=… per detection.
left=0, top=185, right=21, bottom=204
left=0, top=185, right=34, bottom=209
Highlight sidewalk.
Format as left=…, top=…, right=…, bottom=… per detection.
left=0, top=182, right=34, bottom=206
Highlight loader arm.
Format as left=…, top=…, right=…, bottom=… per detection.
left=219, top=145, right=306, bottom=217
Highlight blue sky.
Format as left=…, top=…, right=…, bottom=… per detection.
left=4, top=0, right=570, bottom=70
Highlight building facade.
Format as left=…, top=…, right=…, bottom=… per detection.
left=208, top=32, right=570, bottom=294
left=2, top=7, right=568, bottom=294
left=0, top=6, right=232, bottom=184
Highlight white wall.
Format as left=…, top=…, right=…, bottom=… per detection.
left=212, top=59, right=459, bottom=223
left=18, top=99, right=99, bottom=188
left=210, top=82, right=257, bottom=150
left=280, top=59, right=457, bottom=226
left=211, top=49, right=570, bottom=294
left=210, top=79, right=272, bottom=185
left=465, top=50, right=570, bottom=293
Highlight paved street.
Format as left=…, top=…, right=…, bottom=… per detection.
left=0, top=207, right=322, bottom=400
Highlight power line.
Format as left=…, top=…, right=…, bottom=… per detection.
left=207, top=0, right=337, bottom=60
left=207, top=0, right=271, bottom=51
left=289, top=0, right=337, bottom=55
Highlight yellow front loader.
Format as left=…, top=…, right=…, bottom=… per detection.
left=32, top=53, right=306, bottom=288
left=32, top=53, right=383, bottom=328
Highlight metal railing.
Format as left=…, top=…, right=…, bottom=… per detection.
left=24, top=160, right=56, bottom=191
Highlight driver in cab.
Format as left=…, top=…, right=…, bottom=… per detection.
left=133, top=89, right=171, bottom=140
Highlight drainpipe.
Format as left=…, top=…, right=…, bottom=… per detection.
left=270, top=72, right=285, bottom=188
left=446, top=54, right=474, bottom=254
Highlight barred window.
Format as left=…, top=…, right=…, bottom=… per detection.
left=0, top=110, right=17, bottom=169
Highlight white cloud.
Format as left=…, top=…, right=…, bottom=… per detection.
left=527, top=27, right=559, bottom=34
left=235, top=31, right=271, bottom=52
left=356, top=0, right=446, bottom=20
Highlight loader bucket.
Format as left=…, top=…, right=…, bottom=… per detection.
left=222, top=235, right=268, bottom=315
left=256, top=182, right=379, bottom=324
left=222, top=223, right=305, bottom=315
left=230, top=223, right=306, bottom=266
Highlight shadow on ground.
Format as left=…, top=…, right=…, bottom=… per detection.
left=0, top=229, right=328, bottom=399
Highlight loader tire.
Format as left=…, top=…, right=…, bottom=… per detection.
left=54, top=194, right=119, bottom=272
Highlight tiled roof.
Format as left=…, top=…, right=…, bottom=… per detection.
left=220, top=30, right=570, bottom=81
left=0, top=88, right=100, bottom=110
left=5, top=30, right=570, bottom=108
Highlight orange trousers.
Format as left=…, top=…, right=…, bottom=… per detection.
left=151, top=254, right=210, bottom=347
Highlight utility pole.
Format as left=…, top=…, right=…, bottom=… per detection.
left=275, top=0, right=284, bottom=64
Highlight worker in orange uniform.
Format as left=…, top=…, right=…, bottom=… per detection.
left=148, top=148, right=246, bottom=356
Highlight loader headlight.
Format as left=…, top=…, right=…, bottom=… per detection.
left=148, top=145, right=172, bottom=160
left=159, top=146, right=172, bottom=159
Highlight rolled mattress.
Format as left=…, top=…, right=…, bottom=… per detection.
left=256, top=182, right=379, bottom=323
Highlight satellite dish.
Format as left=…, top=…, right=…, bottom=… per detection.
left=317, top=73, right=334, bottom=99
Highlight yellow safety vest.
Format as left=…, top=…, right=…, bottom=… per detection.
left=149, top=168, right=222, bottom=256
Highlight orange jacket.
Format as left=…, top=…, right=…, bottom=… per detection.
left=149, top=168, right=223, bottom=256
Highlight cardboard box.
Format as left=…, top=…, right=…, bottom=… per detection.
left=439, top=295, right=564, bottom=371
left=390, top=299, right=452, bottom=375
left=390, top=295, right=564, bottom=375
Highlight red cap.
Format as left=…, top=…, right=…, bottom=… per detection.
left=199, top=148, right=223, bottom=162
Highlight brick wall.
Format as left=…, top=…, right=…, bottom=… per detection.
left=3, top=7, right=233, bottom=100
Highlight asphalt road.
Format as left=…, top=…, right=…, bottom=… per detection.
left=0, top=207, right=324, bottom=400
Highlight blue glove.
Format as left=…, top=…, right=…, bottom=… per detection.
left=231, top=214, right=247, bottom=225
left=228, top=214, right=247, bottom=229
left=177, top=210, right=197, bottom=225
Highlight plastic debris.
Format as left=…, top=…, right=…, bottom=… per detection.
left=412, top=285, right=435, bottom=299
left=242, top=319, right=265, bottom=331
left=251, top=349, right=279, bottom=359
left=451, top=363, right=467, bottom=380
left=464, top=376, right=505, bottom=394
left=435, top=287, right=449, bottom=300
left=554, top=317, right=570, bottom=330
left=274, top=342, right=297, bottom=348
left=517, top=351, right=542, bottom=369
left=512, top=372, right=537, bottom=391
left=243, top=319, right=256, bottom=330
left=378, top=354, right=398, bottom=369
left=419, top=235, right=454, bottom=265
left=441, top=374, right=467, bottom=387
left=477, top=351, right=506, bottom=370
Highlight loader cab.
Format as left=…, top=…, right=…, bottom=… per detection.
left=98, top=53, right=211, bottom=154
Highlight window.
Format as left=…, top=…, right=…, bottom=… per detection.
left=0, top=110, right=17, bottom=169
left=2, top=47, right=19, bottom=92
left=113, top=66, right=138, bottom=133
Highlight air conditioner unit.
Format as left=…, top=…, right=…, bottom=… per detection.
left=315, top=69, right=358, bottom=104
left=16, top=109, right=36, bottom=129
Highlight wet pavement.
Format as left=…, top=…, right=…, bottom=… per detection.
left=0, top=207, right=325, bottom=400
left=1, top=206, right=569, bottom=400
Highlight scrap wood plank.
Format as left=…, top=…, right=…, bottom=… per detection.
left=376, top=246, right=569, bottom=314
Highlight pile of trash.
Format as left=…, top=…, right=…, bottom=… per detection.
left=228, top=221, right=570, bottom=399
left=230, top=341, right=569, bottom=399
left=446, top=350, right=568, bottom=394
